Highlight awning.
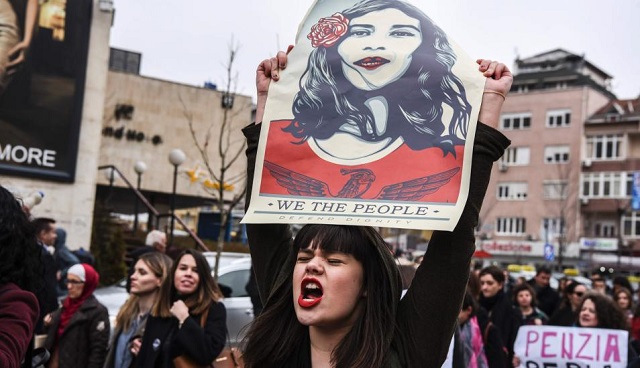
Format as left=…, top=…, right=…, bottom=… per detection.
left=473, top=249, right=492, bottom=258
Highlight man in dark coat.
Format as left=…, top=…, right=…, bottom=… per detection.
left=527, top=266, right=560, bottom=317
left=32, top=217, right=60, bottom=334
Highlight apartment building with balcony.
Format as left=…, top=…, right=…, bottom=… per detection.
left=580, top=98, right=640, bottom=271
left=478, top=49, right=614, bottom=267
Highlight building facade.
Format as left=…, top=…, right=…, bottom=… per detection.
left=580, top=98, right=640, bottom=271
left=478, top=49, right=614, bottom=268
left=96, top=63, right=252, bottom=223
left=0, top=3, right=252, bottom=249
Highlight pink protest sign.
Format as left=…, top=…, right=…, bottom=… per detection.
left=514, top=326, right=628, bottom=368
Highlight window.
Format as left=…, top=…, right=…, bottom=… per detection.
left=544, top=145, right=570, bottom=163
left=546, top=109, right=571, bottom=127
left=594, top=222, right=616, bottom=237
left=541, top=218, right=564, bottom=240
left=581, top=172, right=632, bottom=198
left=217, top=269, right=250, bottom=298
left=622, top=212, right=640, bottom=238
left=497, top=182, right=528, bottom=200
left=501, top=113, right=532, bottom=130
left=543, top=180, right=568, bottom=199
left=496, top=217, right=526, bottom=235
left=585, top=134, right=624, bottom=160
left=501, top=147, right=530, bottom=166
left=109, top=48, right=141, bottom=75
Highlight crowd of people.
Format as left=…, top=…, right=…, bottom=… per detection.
left=447, top=264, right=640, bottom=367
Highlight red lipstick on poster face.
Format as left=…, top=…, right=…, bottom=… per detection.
left=298, top=277, right=323, bottom=308
left=354, top=57, right=390, bottom=70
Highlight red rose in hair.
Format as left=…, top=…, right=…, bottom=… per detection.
left=307, top=13, right=349, bottom=48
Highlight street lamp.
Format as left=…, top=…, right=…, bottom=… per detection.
left=103, top=167, right=119, bottom=205
left=168, top=149, right=186, bottom=245
left=133, top=161, right=147, bottom=234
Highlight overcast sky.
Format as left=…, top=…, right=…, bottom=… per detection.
left=110, top=0, right=640, bottom=101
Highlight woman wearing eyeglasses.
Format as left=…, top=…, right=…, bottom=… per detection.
left=43, top=263, right=110, bottom=368
left=548, top=281, right=587, bottom=327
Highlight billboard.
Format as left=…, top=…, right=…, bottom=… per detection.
left=0, top=0, right=93, bottom=181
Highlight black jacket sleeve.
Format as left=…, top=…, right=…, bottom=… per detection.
left=242, top=123, right=294, bottom=304
left=395, top=123, right=511, bottom=367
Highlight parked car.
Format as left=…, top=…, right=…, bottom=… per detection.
left=94, top=255, right=254, bottom=345
left=215, top=258, right=253, bottom=344
left=204, top=251, right=251, bottom=275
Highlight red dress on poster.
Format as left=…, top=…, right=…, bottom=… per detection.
left=260, top=120, right=464, bottom=203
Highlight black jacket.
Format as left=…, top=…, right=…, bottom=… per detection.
left=479, top=290, right=522, bottom=362
left=136, top=302, right=227, bottom=368
left=44, top=295, right=110, bottom=368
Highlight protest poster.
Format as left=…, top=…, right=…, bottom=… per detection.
left=242, top=0, right=486, bottom=230
left=514, top=325, right=628, bottom=368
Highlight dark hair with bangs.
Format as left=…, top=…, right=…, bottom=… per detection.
left=152, top=249, right=223, bottom=317
left=293, top=223, right=388, bottom=262
left=241, top=224, right=401, bottom=368
left=0, top=186, right=43, bottom=293
left=479, top=265, right=505, bottom=284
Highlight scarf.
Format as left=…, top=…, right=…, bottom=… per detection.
left=57, top=263, right=99, bottom=338
left=459, top=316, right=488, bottom=368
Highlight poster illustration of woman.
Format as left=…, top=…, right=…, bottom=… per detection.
left=244, top=0, right=486, bottom=230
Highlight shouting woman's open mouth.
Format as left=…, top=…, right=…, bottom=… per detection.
left=354, top=57, right=390, bottom=71
left=298, top=277, right=324, bottom=308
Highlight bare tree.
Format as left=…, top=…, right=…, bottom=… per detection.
left=180, top=40, right=252, bottom=280
left=545, top=158, right=578, bottom=269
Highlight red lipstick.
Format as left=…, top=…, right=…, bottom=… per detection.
left=354, top=57, right=390, bottom=71
left=298, top=277, right=323, bottom=308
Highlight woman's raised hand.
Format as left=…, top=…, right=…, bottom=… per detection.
left=255, top=45, right=293, bottom=124
left=477, top=59, right=513, bottom=96
left=476, top=59, right=513, bottom=128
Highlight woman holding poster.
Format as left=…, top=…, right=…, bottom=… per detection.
left=240, top=30, right=512, bottom=368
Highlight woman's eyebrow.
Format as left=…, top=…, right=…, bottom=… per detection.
left=350, top=24, right=374, bottom=30
left=390, top=24, right=420, bottom=32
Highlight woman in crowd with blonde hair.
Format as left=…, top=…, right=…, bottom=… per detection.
left=104, top=252, right=173, bottom=368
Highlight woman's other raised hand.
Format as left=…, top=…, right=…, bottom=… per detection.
left=476, top=59, right=513, bottom=128
left=255, top=45, right=293, bottom=125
